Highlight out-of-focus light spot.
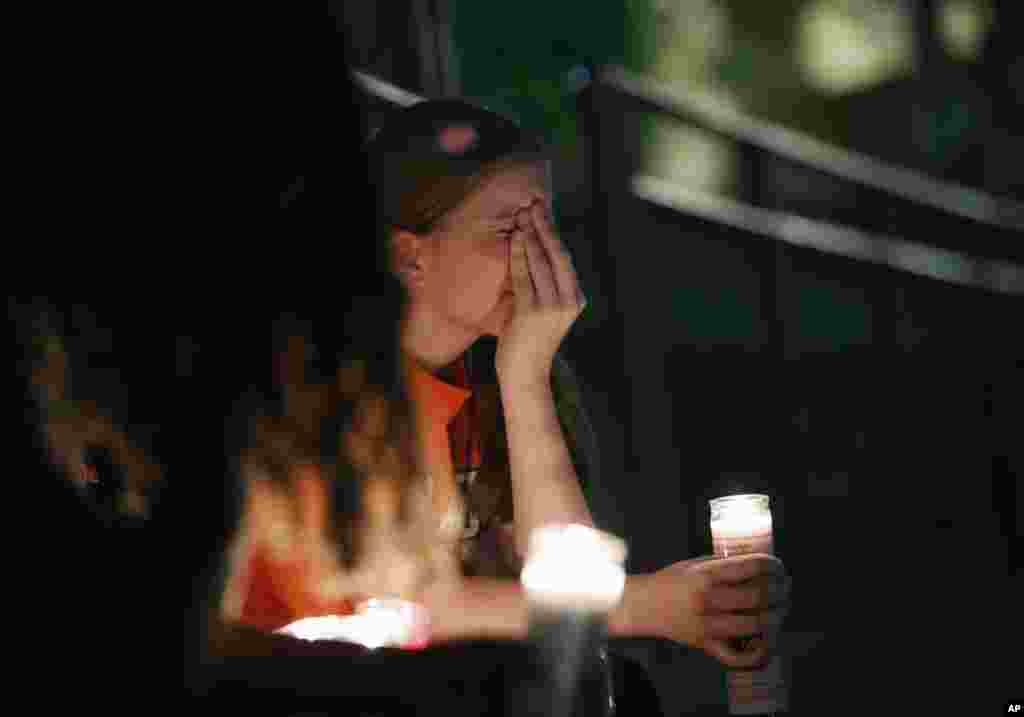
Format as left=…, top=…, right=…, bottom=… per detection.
left=644, top=118, right=737, bottom=195
left=520, top=523, right=627, bottom=612
left=639, top=0, right=736, bottom=194
left=649, top=0, right=730, bottom=87
left=278, top=614, right=390, bottom=648
left=939, top=0, right=993, bottom=62
left=276, top=598, right=430, bottom=649
left=796, top=1, right=915, bottom=95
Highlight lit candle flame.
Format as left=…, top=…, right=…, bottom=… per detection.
left=520, top=523, right=627, bottom=613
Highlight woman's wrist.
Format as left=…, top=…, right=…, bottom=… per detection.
left=608, top=573, right=652, bottom=639
left=495, top=360, right=551, bottom=394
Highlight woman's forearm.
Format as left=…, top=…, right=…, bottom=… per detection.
left=421, top=577, right=530, bottom=644
left=209, top=572, right=656, bottom=656
left=424, top=573, right=649, bottom=645
left=497, top=375, right=594, bottom=558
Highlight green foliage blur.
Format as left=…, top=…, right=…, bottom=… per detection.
left=451, top=0, right=657, bottom=152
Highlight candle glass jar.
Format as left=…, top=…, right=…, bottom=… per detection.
left=708, top=494, right=788, bottom=715
left=709, top=494, right=773, bottom=558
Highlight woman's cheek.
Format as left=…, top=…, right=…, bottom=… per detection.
left=481, top=296, right=513, bottom=337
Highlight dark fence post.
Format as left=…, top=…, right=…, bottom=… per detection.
left=572, top=66, right=625, bottom=536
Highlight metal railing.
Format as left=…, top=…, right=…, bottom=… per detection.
left=596, top=65, right=1024, bottom=234
left=631, top=174, right=1024, bottom=296
left=353, top=70, right=424, bottom=109
left=578, top=65, right=1024, bottom=296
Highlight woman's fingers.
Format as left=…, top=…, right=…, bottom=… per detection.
left=703, top=611, right=785, bottom=649
left=519, top=210, right=557, bottom=306
left=705, top=638, right=772, bottom=670
left=705, top=573, right=790, bottom=613
left=704, top=611, right=763, bottom=640
left=697, top=553, right=785, bottom=585
left=529, top=202, right=584, bottom=307
left=508, top=202, right=587, bottom=313
left=508, top=227, right=534, bottom=307
left=705, top=582, right=768, bottom=613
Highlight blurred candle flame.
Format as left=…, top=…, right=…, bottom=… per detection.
left=520, top=523, right=627, bottom=613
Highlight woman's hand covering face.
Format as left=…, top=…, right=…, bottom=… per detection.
left=494, top=201, right=587, bottom=383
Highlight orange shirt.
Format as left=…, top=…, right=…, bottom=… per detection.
left=403, top=353, right=481, bottom=540
left=231, top=353, right=481, bottom=632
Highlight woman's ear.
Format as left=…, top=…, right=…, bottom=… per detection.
left=389, top=228, right=426, bottom=291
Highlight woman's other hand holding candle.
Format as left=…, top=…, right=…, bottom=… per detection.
left=612, top=553, right=791, bottom=669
